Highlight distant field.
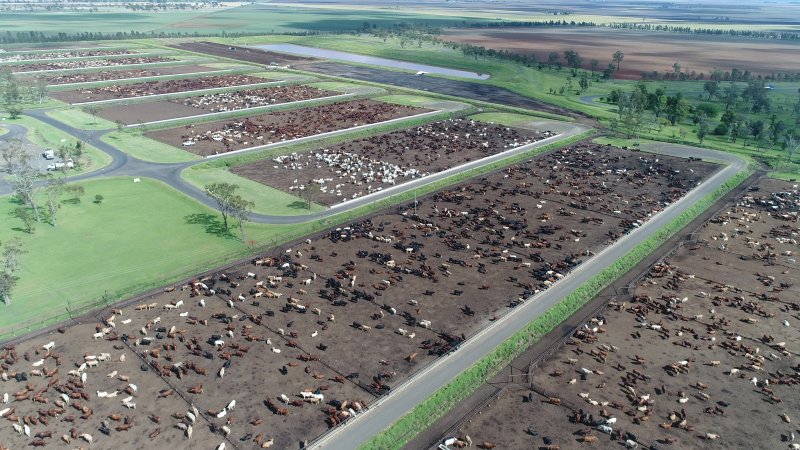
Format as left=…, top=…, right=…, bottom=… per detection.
left=0, top=4, right=497, bottom=38
left=443, top=27, right=800, bottom=79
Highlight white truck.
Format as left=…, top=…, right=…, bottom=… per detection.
left=46, top=159, right=74, bottom=171
left=42, top=149, right=55, bottom=160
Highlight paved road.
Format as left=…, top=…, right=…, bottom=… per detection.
left=1, top=105, right=589, bottom=226
left=309, top=145, right=746, bottom=450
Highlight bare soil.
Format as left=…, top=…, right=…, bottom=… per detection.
left=231, top=118, right=557, bottom=206
left=455, top=177, right=800, bottom=450
left=172, top=41, right=316, bottom=66
left=0, top=50, right=133, bottom=63
left=51, top=74, right=270, bottom=104
left=39, top=65, right=216, bottom=85
left=146, top=99, right=429, bottom=157
left=9, top=57, right=175, bottom=73
left=0, top=145, right=714, bottom=450
left=443, top=28, right=800, bottom=79
left=96, top=85, right=337, bottom=125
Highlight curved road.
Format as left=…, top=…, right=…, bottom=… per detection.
left=309, top=145, right=746, bottom=450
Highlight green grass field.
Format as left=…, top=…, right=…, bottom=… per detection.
left=45, top=108, right=116, bottom=131
left=182, top=165, right=326, bottom=216
left=0, top=177, right=301, bottom=332
left=101, top=130, right=201, bottom=163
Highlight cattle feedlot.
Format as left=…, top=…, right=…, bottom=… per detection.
left=0, top=144, right=718, bottom=449
left=3, top=5, right=796, bottom=450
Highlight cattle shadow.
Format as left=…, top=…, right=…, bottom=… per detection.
left=184, top=213, right=229, bottom=237
left=286, top=201, right=309, bottom=210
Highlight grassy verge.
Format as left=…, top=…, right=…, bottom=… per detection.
left=182, top=167, right=326, bottom=216
left=45, top=108, right=116, bottom=131
left=101, top=130, right=201, bottom=163
left=361, top=164, right=751, bottom=449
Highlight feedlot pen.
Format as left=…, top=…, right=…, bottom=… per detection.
left=0, top=145, right=717, bottom=449
left=454, top=178, right=800, bottom=450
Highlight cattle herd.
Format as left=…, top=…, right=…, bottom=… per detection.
left=51, top=74, right=272, bottom=104
left=453, top=178, right=799, bottom=450
left=172, top=85, right=334, bottom=113
left=147, top=99, right=427, bottom=157
left=7, top=56, right=174, bottom=73
left=0, top=50, right=133, bottom=63
left=38, top=65, right=219, bottom=85
left=231, top=118, right=556, bottom=205
left=0, top=144, right=717, bottom=449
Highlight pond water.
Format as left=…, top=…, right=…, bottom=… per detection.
left=251, top=43, right=490, bottom=80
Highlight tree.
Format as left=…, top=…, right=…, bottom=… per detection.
left=0, top=139, right=27, bottom=173
left=301, top=183, right=320, bottom=210
left=612, top=50, right=624, bottom=72
left=230, top=195, right=254, bottom=243
left=563, top=49, right=581, bottom=69
left=8, top=157, right=40, bottom=222
left=786, top=134, right=799, bottom=162
left=665, top=93, right=689, bottom=125
left=696, top=117, right=710, bottom=144
left=547, top=52, right=559, bottom=69
left=578, top=74, right=589, bottom=94
left=204, top=182, right=240, bottom=232
left=0, top=238, right=26, bottom=305
left=82, top=105, right=99, bottom=126
left=6, top=105, right=22, bottom=119
left=44, top=173, right=65, bottom=226
left=722, top=83, right=739, bottom=111
left=94, top=194, right=104, bottom=204
left=65, top=184, right=85, bottom=203
left=33, top=76, right=47, bottom=103
left=14, top=207, right=35, bottom=233
left=672, top=62, right=682, bottom=75
left=589, top=59, right=599, bottom=75
left=703, top=80, right=719, bottom=100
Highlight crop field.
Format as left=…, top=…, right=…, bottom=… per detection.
left=0, top=144, right=716, bottom=449
left=96, top=85, right=338, bottom=125
left=38, top=65, right=222, bottom=86
left=50, top=74, right=273, bottom=104
left=443, top=27, right=800, bottom=80
left=7, top=56, right=175, bottom=73
left=145, top=99, right=428, bottom=157
left=0, top=49, right=136, bottom=63
left=453, top=177, right=799, bottom=450
left=230, top=118, right=556, bottom=206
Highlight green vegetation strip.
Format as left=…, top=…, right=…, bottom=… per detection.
left=360, top=164, right=751, bottom=450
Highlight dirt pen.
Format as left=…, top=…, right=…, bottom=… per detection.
left=145, top=99, right=428, bottom=157
left=97, top=85, right=338, bottom=125
left=7, top=56, right=175, bottom=73
left=0, top=144, right=716, bottom=449
left=231, top=118, right=556, bottom=206
left=51, top=74, right=272, bottom=104
left=39, top=65, right=218, bottom=85
left=452, top=177, right=800, bottom=450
